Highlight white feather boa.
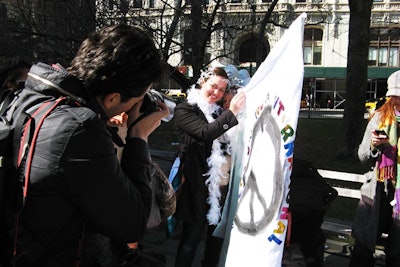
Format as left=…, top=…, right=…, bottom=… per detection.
left=187, top=88, right=227, bottom=225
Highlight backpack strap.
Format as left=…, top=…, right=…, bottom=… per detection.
left=18, top=97, right=67, bottom=200
left=12, top=96, right=68, bottom=258
left=0, top=89, right=26, bottom=117
left=0, top=89, right=17, bottom=117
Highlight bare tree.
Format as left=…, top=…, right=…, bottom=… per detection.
left=255, top=0, right=278, bottom=67
left=121, top=0, right=240, bottom=87
left=0, top=0, right=96, bottom=65
left=0, top=1, right=305, bottom=91
left=339, top=0, right=373, bottom=158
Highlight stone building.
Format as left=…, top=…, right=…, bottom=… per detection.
left=98, top=0, right=399, bottom=108
left=0, top=0, right=398, bottom=107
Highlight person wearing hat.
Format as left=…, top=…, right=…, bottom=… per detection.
left=349, top=70, right=400, bottom=267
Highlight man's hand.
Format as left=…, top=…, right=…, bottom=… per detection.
left=126, top=101, right=170, bottom=142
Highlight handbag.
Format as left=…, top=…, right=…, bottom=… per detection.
left=352, top=166, right=381, bottom=251
left=360, top=167, right=377, bottom=206
left=147, top=162, right=176, bottom=229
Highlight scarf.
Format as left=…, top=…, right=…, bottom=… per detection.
left=186, top=87, right=227, bottom=225
left=377, top=112, right=400, bottom=220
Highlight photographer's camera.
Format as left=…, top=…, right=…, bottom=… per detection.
left=140, top=89, right=176, bottom=122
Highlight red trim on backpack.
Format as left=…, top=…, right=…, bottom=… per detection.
left=13, top=97, right=67, bottom=257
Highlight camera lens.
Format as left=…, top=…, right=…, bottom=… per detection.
left=139, top=90, right=176, bottom=122
left=140, top=92, right=158, bottom=115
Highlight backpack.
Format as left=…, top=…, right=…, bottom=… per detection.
left=0, top=89, right=68, bottom=266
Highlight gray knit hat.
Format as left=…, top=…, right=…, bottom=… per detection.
left=386, top=70, right=400, bottom=97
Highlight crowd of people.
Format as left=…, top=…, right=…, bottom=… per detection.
left=1, top=21, right=400, bottom=267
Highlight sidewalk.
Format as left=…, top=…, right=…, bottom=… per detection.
left=140, top=221, right=385, bottom=267
left=141, top=221, right=205, bottom=267
left=147, top=150, right=384, bottom=266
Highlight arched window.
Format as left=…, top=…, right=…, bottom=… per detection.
left=183, top=29, right=210, bottom=65
left=368, top=27, right=400, bottom=67
left=238, top=37, right=268, bottom=63
left=133, top=0, right=142, bottom=8
left=303, top=27, right=323, bottom=65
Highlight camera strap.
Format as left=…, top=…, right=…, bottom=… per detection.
left=127, top=113, right=147, bottom=133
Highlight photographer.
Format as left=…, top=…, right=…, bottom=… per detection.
left=5, top=24, right=169, bottom=266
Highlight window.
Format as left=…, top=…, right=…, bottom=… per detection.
left=368, top=27, right=400, bottom=67
left=133, top=0, right=142, bottom=8
left=303, top=28, right=323, bottom=65
left=0, top=3, right=7, bottom=17
left=121, top=0, right=129, bottom=12
left=186, top=0, right=209, bottom=4
left=183, top=32, right=193, bottom=65
left=183, top=29, right=210, bottom=65
left=239, top=38, right=268, bottom=63
left=108, top=0, right=113, bottom=9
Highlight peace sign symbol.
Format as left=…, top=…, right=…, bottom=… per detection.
left=234, top=104, right=283, bottom=236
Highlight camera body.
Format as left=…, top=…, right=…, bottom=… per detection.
left=140, top=89, right=176, bottom=122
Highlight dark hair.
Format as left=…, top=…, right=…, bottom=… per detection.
left=68, top=24, right=164, bottom=98
left=212, top=67, right=228, bottom=80
left=0, top=57, right=31, bottom=90
left=197, top=66, right=229, bottom=89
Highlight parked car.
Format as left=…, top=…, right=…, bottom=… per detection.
left=166, top=89, right=186, bottom=103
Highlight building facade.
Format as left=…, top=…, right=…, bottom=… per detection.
left=97, top=0, right=399, bottom=108
left=1, top=0, right=397, bottom=108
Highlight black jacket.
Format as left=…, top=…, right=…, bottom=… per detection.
left=174, top=99, right=238, bottom=223
left=8, top=63, right=152, bottom=266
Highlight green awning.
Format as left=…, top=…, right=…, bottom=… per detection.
left=304, top=67, right=346, bottom=78
left=368, top=67, right=400, bottom=79
left=304, top=67, right=400, bottom=79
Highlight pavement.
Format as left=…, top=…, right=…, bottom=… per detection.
left=141, top=220, right=205, bottom=267
left=140, top=220, right=385, bottom=267
left=146, top=150, right=385, bottom=266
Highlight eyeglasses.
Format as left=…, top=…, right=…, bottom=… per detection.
left=209, top=82, right=226, bottom=94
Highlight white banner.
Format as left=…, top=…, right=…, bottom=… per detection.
left=218, top=13, right=306, bottom=267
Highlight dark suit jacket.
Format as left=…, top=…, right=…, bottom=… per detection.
left=173, top=100, right=238, bottom=223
